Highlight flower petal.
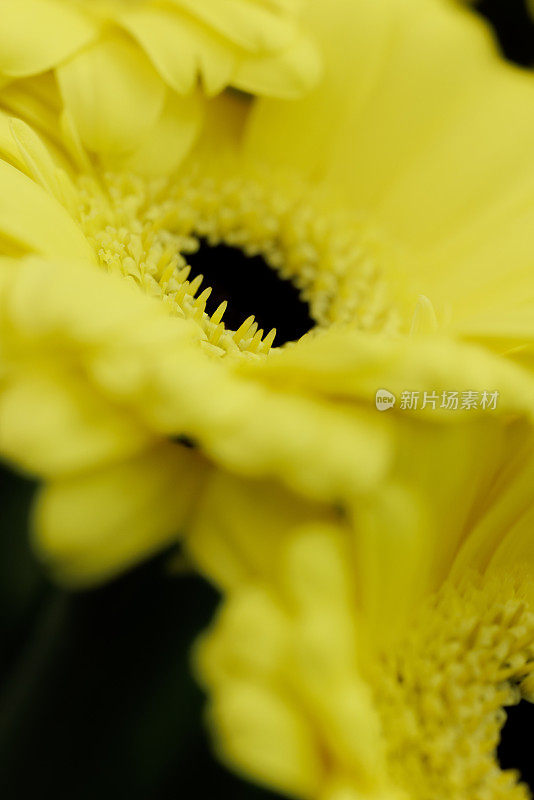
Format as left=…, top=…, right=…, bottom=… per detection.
left=34, top=443, right=207, bottom=586
left=241, top=329, right=534, bottom=421
left=0, top=160, right=92, bottom=259
left=233, top=30, right=321, bottom=98
left=10, top=117, right=75, bottom=207
left=191, top=92, right=251, bottom=165
left=186, top=470, right=332, bottom=590
left=205, top=680, right=322, bottom=798
left=119, top=7, right=200, bottom=94
left=244, top=0, right=397, bottom=180
left=244, top=0, right=534, bottom=340
left=351, top=414, right=511, bottom=645
left=113, top=89, right=205, bottom=178
left=1, top=256, right=389, bottom=507
left=172, top=0, right=294, bottom=52
left=57, top=35, right=165, bottom=156
left=0, top=0, right=98, bottom=78
left=0, top=113, right=25, bottom=170
left=451, top=423, right=534, bottom=582
left=0, top=367, right=151, bottom=478
left=0, top=74, right=65, bottom=152
left=120, top=7, right=239, bottom=96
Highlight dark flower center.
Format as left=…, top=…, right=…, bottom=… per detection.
left=498, top=700, right=534, bottom=789
left=477, top=0, right=534, bottom=66
left=186, top=240, right=315, bottom=346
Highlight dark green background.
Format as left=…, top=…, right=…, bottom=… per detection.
left=0, top=466, right=280, bottom=799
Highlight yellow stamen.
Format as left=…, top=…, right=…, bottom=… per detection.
left=75, top=166, right=401, bottom=359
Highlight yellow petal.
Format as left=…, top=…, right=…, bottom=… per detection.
left=119, top=7, right=200, bottom=94
left=0, top=74, right=65, bottom=153
left=121, top=4, right=315, bottom=98
left=150, top=359, right=391, bottom=503
left=323, top=780, right=406, bottom=800
left=234, top=30, right=321, bottom=98
left=347, top=410, right=517, bottom=643
left=191, top=26, right=239, bottom=97
left=195, top=586, right=290, bottom=686
left=0, top=367, right=151, bottom=478
left=57, top=35, right=165, bottom=156
left=113, top=89, right=204, bottom=178
left=9, top=117, right=75, bottom=208
left=0, top=0, right=98, bottom=78
left=0, top=160, right=92, bottom=259
left=245, top=0, right=497, bottom=219
left=244, top=0, right=397, bottom=181
left=92, top=328, right=391, bottom=504
left=281, top=524, right=356, bottom=619
left=244, top=0, right=534, bottom=339
left=485, top=502, right=534, bottom=610
left=186, top=469, right=330, bottom=590
left=120, top=7, right=238, bottom=97
left=0, top=112, right=25, bottom=170
left=174, top=0, right=294, bottom=52
left=206, top=681, right=323, bottom=798
left=0, top=256, right=171, bottom=346
left=241, top=328, right=534, bottom=421
left=451, top=422, right=534, bottom=581
left=191, top=92, right=251, bottom=165
left=1, top=256, right=388, bottom=507
left=34, top=442, right=207, bottom=586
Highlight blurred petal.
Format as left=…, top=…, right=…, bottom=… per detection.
left=114, top=89, right=205, bottom=178
left=233, top=31, right=321, bottom=98
left=196, top=586, right=290, bottom=686
left=174, top=0, right=294, bottom=52
left=120, top=7, right=200, bottom=94
left=120, top=7, right=238, bottom=96
left=451, top=423, right=534, bottom=583
left=0, top=74, right=65, bottom=151
left=0, top=113, right=25, bottom=170
left=186, top=470, right=331, bottom=590
left=57, top=36, right=165, bottom=156
left=0, top=160, right=92, bottom=259
left=0, top=367, right=151, bottom=478
left=244, top=0, right=534, bottom=342
left=239, top=328, right=534, bottom=421
left=207, top=681, right=323, bottom=797
left=34, top=443, right=207, bottom=586
left=0, top=0, right=98, bottom=78
left=191, top=92, right=251, bottom=164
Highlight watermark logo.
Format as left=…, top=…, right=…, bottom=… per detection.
left=375, top=389, right=396, bottom=411
left=374, top=389, right=500, bottom=412
left=399, top=390, right=499, bottom=411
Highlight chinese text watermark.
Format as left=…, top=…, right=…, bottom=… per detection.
left=375, top=389, right=499, bottom=412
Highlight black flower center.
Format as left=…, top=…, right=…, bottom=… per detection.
left=186, top=240, right=315, bottom=347
left=477, top=0, right=534, bottom=66
left=498, top=700, right=534, bottom=788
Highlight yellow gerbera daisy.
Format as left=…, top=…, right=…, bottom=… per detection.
left=195, top=419, right=534, bottom=800
left=1, top=0, right=534, bottom=586
left=0, top=0, right=319, bottom=164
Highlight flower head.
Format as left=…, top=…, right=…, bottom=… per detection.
left=1, top=0, right=534, bottom=587
left=195, top=421, right=534, bottom=800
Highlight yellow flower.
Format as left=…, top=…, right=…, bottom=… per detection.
left=0, top=0, right=320, bottom=163
left=194, top=419, right=534, bottom=800
left=1, top=0, right=534, bottom=586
